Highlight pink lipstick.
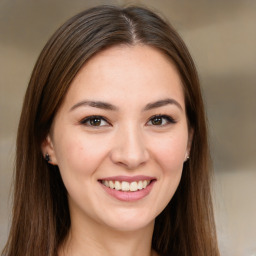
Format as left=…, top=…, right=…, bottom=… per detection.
left=98, top=175, right=156, bottom=201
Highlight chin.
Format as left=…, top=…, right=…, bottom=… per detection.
left=99, top=208, right=156, bottom=232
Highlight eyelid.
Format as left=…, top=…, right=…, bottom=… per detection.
left=79, top=114, right=176, bottom=127
left=147, top=114, right=177, bottom=126
left=79, top=115, right=111, bottom=127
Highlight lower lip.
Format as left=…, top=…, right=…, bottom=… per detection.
left=100, top=181, right=156, bottom=202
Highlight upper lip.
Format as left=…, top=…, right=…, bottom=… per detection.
left=98, top=175, right=156, bottom=182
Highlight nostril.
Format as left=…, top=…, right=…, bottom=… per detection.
left=110, top=147, right=149, bottom=170
left=109, top=130, right=149, bottom=169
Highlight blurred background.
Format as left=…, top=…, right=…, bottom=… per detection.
left=0, top=0, right=255, bottom=255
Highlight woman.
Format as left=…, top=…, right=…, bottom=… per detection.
left=2, top=5, right=220, bottom=256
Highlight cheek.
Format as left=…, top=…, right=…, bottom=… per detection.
left=54, top=131, right=111, bottom=180
left=151, top=133, right=188, bottom=174
left=145, top=132, right=188, bottom=216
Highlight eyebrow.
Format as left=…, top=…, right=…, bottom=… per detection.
left=70, top=100, right=118, bottom=111
left=70, top=98, right=183, bottom=112
left=143, top=98, right=183, bottom=111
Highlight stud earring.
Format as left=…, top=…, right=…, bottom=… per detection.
left=184, top=153, right=190, bottom=162
left=45, top=153, right=51, bottom=162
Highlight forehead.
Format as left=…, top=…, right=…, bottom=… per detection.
left=62, top=45, right=185, bottom=110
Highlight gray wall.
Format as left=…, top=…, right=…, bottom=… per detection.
left=1, top=0, right=255, bottom=255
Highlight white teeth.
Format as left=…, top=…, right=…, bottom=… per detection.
left=109, top=180, right=115, bottom=189
left=115, top=181, right=121, bottom=190
left=138, top=181, right=143, bottom=190
left=142, top=180, right=148, bottom=189
left=121, top=181, right=130, bottom=191
left=130, top=181, right=138, bottom=192
left=101, top=180, right=151, bottom=192
left=103, top=180, right=109, bottom=187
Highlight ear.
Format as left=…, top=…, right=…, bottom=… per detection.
left=41, top=134, right=58, bottom=165
left=185, top=128, right=194, bottom=161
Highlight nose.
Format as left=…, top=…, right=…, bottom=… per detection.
left=110, top=125, right=149, bottom=170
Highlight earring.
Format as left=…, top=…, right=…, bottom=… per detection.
left=184, top=154, right=190, bottom=162
left=45, top=153, right=51, bottom=162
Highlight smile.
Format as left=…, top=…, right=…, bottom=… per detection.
left=98, top=175, right=156, bottom=201
left=101, top=180, right=150, bottom=192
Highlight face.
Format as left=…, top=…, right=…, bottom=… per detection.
left=43, top=45, right=192, bottom=232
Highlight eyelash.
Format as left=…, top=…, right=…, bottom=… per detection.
left=147, top=114, right=176, bottom=126
left=80, top=114, right=176, bottom=127
left=80, top=115, right=110, bottom=127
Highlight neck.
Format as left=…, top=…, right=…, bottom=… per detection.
left=59, top=213, right=156, bottom=256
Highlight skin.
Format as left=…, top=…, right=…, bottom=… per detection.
left=42, top=45, right=193, bottom=256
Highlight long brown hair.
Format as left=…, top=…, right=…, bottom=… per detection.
left=2, top=5, right=219, bottom=256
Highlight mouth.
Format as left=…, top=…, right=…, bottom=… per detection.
left=98, top=176, right=156, bottom=201
left=99, top=179, right=152, bottom=192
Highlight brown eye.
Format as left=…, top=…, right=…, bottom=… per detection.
left=90, top=117, right=102, bottom=126
left=147, top=115, right=176, bottom=126
left=80, top=116, right=109, bottom=127
left=151, top=117, right=163, bottom=125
